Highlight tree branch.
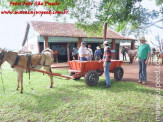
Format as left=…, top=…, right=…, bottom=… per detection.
left=104, top=0, right=114, bottom=21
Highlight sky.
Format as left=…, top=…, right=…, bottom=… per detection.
left=0, top=0, right=162, bottom=50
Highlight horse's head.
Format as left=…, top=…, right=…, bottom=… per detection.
left=0, top=49, right=6, bottom=67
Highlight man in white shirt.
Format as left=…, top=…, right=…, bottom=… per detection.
left=78, top=42, right=90, bottom=61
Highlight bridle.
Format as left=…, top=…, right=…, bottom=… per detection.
left=0, top=51, right=5, bottom=66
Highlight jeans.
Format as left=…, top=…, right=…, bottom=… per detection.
left=138, top=59, right=147, bottom=82
left=80, top=57, right=87, bottom=61
left=123, top=52, right=127, bottom=61
left=104, top=62, right=111, bottom=86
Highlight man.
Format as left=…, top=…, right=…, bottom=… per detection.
left=135, top=37, right=151, bottom=85
left=72, top=48, right=78, bottom=60
left=53, top=50, right=58, bottom=63
left=94, top=46, right=102, bottom=60
left=86, top=45, right=93, bottom=61
left=78, top=42, right=90, bottom=61
left=121, top=47, right=127, bottom=61
left=102, top=41, right=112, bottom=88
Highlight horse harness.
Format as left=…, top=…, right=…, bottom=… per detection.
left=11, top=52, right=51, bottom=79
left=11, top=53, right=51, bottom=68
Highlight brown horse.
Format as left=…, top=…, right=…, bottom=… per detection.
left=0, top=48, right=54, bottom=93
left=126, top=48, right=137, bottom=64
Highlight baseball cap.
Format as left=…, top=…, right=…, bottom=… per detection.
left=81, top=41, right=87, bottom=45
left=103, top=41, right=109, bottom=45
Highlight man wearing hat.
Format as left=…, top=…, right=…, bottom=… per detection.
left=103, top=40, right=112, bottom=88
left=94, top=46, right=102, bottom=60
left=135, top=37, right=151, bottom=85
left=78, top=42, right=91, bottom=61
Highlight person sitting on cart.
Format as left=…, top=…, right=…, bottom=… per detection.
left=78, top=42, right=91, bottom=61
left=102, top=41, right=112, bottom=88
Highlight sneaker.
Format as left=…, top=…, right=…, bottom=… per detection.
left=142, top=82, right=147, bottom=85
left=104, top=85, right=111, bottom=88
left=138, top=80, right=142, bottom=83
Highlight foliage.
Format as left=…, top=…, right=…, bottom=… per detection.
left=0, top=63, right=163, bottom=121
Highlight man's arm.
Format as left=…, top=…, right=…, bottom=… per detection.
left=145, top=45, right=151, bottom=64
left=145, top=52, right=151, bottom=64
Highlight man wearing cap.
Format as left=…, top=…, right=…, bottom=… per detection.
left=94, top=46, right=102, bottom=60
left=78, top=42, right=90, bottom=61
left=135, top=37, right=151, bottom=85
left=103, top=41, right=112, bottom=88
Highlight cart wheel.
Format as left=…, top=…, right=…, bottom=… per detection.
left=85, top=71, right=99, bottom=86
left=114, top=67, right=124, bottom=81
left=70, top=73, right=81, bottom=80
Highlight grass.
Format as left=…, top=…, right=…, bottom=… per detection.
left=0, top=63, right=163, bottom=122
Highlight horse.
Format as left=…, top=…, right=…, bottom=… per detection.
left=125, top=48, right=137, bottom=64
left=149, top=48, right=156, bottom=65
left=0, top=48, right=54, bottom=93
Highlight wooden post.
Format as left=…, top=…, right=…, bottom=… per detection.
left=67, top=43, right=70, bottom=62
left=44, top=36, right=48, bottom=49
left=131, top=40, right=135, bottom=49
left=77, top=37, right=82, bottom=60
left=117, top=43, right=120, bottom=60
left=111, top=39, right=115, bottom=59
left=103, top=23, right=107, bottom=41
left=77, top=37, right=82, bottom=49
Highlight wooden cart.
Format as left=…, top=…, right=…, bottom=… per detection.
left=68, top=60, right=124, bottom=86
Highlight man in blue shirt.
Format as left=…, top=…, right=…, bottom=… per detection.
left=94, top=46, right=102, bottom=60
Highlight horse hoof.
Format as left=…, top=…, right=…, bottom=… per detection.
left=16, top=88, right=19, bottom=90
left=50, top=86, right=53, bottom=88
left=20, top=91, right=23, bottom=94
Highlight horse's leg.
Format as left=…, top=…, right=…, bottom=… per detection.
left=20, top=73, right=23, bottom=93
left=16, top=73, right=20, bottom=90
left=45, top=67, right=53, bottom=88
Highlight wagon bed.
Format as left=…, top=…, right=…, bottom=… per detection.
left=68, top=60, right=124, bottom=86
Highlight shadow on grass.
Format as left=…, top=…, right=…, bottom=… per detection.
left=19, top=87, right=91, bottom=113
left=70, top=79, right=162, bottom=95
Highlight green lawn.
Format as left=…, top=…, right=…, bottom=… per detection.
left=0, top=63, right=162, bottom=122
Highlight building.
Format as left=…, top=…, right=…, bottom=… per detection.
left=22, top=21, right=135, bottom=61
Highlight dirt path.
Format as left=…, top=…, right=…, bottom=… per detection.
left=112, top=62, right=163, bottom=89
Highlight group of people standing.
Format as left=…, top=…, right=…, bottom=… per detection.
left=72, top=42, right=102, bottom=61
left=72, top=41, right=112, bottom=88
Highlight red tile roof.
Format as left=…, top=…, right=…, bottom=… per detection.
left=29, top=21, right=135, bottom=40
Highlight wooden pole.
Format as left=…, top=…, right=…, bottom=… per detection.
left=103, top=23, right=107, bottom=42
left=44, top=36, right=48, bottom=49
left=131, top=40, right=135, bottom=50
left=67, top=43, right=70, bottom=62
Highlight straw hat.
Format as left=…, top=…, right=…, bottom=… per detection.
left=139, top=37, right=147, bottom=41
left=96, top=46, right=100, bottom=49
